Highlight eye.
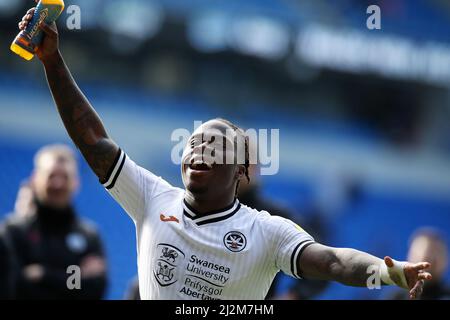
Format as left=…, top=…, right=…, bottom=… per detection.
left=190, top=137, right=199, bottom=148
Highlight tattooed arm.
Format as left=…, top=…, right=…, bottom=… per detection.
left=19, top=8, right=118, bottom=180
left=43, top=52, right=119, bottom=180
left=41, top=50, right=119, bottom=180
left=298, top=243, right=432, bottom=299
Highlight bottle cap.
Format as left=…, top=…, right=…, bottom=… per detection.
left=10, top=42, right=34, bottom=60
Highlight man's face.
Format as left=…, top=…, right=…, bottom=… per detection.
left=181, top=120, right=245, bottom=198
left=408, top=235, right=448, bottom=281
left=32, top=154, right=79, bottom=209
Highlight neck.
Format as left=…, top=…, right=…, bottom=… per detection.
left=184, top=190, right=236, bottom=215
left=35, top=200, right=75, bottom=229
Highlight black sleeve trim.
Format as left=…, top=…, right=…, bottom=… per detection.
left=290, top=240, right=315, bottom=279
left=100, top=148, right=122, bottom=185
left=105, top=153, right=126, bottom=190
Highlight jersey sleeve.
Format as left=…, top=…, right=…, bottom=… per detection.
left=272, top=216, right=315, bottom=279
left=101, top=149, right=174, bottom=223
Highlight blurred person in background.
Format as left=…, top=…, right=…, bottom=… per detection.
left=0, top=181, right=37, bottom=232
left=389, top=228, right=449, bottom=300
left=2, top=144, right=108, bottom=299
left=0, top=226, right=15, bottom=299
left=13, top=181, right=36, bottom=219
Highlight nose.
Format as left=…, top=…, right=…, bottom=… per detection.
left=191, top=143, right=216, bottom=164
left=191, top=142, right=205, bottom=155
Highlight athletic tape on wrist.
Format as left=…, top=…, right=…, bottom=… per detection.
left=380, top=259, right=408, bottom=289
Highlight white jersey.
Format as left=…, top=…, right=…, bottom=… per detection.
left=102, top=149, right=315, bottom=300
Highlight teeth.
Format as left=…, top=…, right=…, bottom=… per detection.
left=189, top=161, right=212, bottom=170
left=192, top=160, right=211, bottom=168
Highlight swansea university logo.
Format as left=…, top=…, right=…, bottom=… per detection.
left=154, top=243, right=185, bottom=287
left=223, top=231, right=247, bottom=252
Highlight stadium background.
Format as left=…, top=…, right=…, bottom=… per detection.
left=0, top=0, right=449, bottom=299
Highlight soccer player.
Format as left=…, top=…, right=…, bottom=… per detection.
left=17, top=7, right=432, bottom=300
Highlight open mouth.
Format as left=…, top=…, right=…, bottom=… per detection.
left=189, top=162, right=212, bottom=171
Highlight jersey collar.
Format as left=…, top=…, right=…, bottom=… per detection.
left=182, top=198, right=241, bottom=226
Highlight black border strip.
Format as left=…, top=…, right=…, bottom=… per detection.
left=106, top=153, right=126, bottom=190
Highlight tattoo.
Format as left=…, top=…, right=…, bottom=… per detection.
left=299, top=244, right=383, bottom=287
left=43, top=51, right=119, bottom=180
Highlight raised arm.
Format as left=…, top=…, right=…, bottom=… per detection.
left=298, top=243, right=432, bottom=299
left=19, top=8, right=118, bottom=181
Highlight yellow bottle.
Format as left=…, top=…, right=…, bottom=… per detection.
left=10, top=0, right=65, bottom=61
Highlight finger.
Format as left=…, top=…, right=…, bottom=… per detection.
left=412, top=262, right=431, bottom=271
left=409, top=280, right=424, bottom=299
left=409, top=285, right=416, bottom=300
left=23, top=8, right=35, bottom=20
left=418, top=272, right=432, bottom=281
left=39, top=22, right=57, bottom=38
left=20, top=18, right=32, bottom=29
left=21, top=13, right=32, bottom=22
left=384, top=256, right=394, bottom=268
left=19, top=20, right=30, bottom=30
left=19, top=8, right=37, bottom=31
left=409, top=284, right=419, bottom=300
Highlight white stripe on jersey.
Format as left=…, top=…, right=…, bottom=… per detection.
left=103, top=150, right=125, bottom=189
left=103, top=149, right=315, bottom=300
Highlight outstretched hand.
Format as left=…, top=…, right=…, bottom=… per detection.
left=384, top=256, right=432, bottom=299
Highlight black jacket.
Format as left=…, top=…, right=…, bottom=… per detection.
left=0, top=227, right=15, bottom=299
left=3, top=204, right=107, bottom=300
left=389, top=282, right=450, bottom=300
